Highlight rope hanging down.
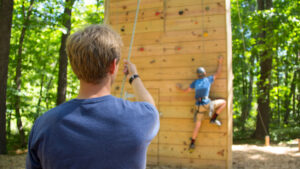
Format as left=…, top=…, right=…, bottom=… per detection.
left=120, top=0, right=142, bottom=98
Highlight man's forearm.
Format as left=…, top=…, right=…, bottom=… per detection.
left=132, top=78, right=156, bottom=106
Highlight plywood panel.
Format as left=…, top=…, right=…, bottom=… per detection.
left=121, top=40, right=226, bottom=57
left=158, top=156, right=226, bottom=169
left=121, top=28, right=226, bottom=46
left=111, top=20, right=163, bottom=34
left=166, top=15, right=226, bottom=32
left=165, top=3, right=225, bottom=19
left=147, top=155, right=158, bottom=165
left=159, top=131, right=227, bottom=146
left=166, top=0, right=224, bottom=7
left=159, top=144, right=227, bottom=160
left=108, top=0, right=232, bottom=168
left=147, top=143, right=158, bottom=156
left=159, top=105, right=227, bottom=119
left=109, top=8, right=164, bottom=25
left=160, top=118, right=227, bottom=132
left=119, top=53, right=226, bottom=68
left=113, top=79, right=227, bottom=93
left=110, top=0, right=163, bottom=13
left=159, top=92, right=227, bottom=106
left=109, top=2, right=225, bottom=25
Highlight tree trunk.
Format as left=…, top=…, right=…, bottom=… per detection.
left=56, top=0, right=76, bottom=105
left=0, top=0, right=14, bottom=154
left=14, top=0, right=35, bottom=148
left=253, top=0, right=273, bottom=139
left=240, top=55, right=254, bottom=130
left=283, top=68, right=291, bottom=124
left=35, top=69, right=45, bottom=121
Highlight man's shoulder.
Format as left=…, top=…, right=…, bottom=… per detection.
left=35, top=101, right=76, bottom=127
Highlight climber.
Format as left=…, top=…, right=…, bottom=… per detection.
left=176, top=56, right=226, bottom=151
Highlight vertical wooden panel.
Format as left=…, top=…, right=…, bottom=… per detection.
left=107, top=0, right=232, bottom=168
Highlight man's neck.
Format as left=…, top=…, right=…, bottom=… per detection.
left=77, top=78, right=112, bottom=99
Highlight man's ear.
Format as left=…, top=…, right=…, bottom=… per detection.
left=109, top=58, right=118, bottom=74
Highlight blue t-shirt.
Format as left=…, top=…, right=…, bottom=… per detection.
left=190, top=75, right=214, bottom=105
left=26, top=95, right=160, bottom=169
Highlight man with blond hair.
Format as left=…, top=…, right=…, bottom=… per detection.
left=26, top=25, right=159, bottom=169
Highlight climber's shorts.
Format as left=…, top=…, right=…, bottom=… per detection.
left=193, top=99, right=226, bottom=122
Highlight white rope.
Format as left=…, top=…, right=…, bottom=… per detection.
left=120, top=0, right=142, bottom=98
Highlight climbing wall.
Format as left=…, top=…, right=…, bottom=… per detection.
left=106, top=0, right=233, bottom=168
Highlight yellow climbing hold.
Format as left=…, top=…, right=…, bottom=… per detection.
left=203, top=31, right=208, bottom=37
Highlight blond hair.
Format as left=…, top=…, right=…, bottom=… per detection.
left=66, top=25, right=123, bottom=84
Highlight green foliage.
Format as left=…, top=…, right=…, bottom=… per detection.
left=232, top=0, right=299, bottom=141
left=6, top=0, right=104, bottom=150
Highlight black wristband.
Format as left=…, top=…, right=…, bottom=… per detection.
left=129, top=74, right=139, bottom=84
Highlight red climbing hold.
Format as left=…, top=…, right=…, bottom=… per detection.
left=176, top=47, right=181, bottom=51
left=139, top=47, right=144, bottom=51
left=155, top=12, right=160, bottom=16
left=194, top=21, right=198, bottom=24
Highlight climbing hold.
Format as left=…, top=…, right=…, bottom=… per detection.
left=139, top=47, right=144, bottom=51
left=155, top=11, right=160, bottom=16
left=203, top=31, right=208, bottom=37
left=115, top=86, right=120, bottom=90
left=178, top=10, right=184, bottom=15
left=205, top=6, right=210, bottom=11
left=150, top=60, right=156, bottom=64
left=191, top=58, right=195, bottom=61
left=122, top=5, right=127, bottom=10
left=194, top=21, right=198, bottom=24
left=121, top=27, right=125, bottom=32
left=175, top=46, right=181, bottom=51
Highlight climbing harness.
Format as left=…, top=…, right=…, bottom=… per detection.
left=120, top=0, right=142, bottom=98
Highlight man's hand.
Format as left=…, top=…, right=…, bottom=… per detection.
left=123, top=60, right=138, bottom=78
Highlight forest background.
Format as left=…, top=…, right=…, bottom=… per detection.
left=0, top=0, right=299, bottom=154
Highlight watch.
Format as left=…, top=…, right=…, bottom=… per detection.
left=129, top=74, right=139, bottom=84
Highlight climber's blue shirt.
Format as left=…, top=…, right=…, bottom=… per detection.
left=190, top=75, right=215, bottom=105
left=26, top=95, right=160, bottom=169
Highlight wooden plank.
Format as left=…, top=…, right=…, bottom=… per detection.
left=147, top=143, right=158, bottom=156
left=147, top=155, right=158, bottom=165
left=116, top=66, right=227, bottom=81
left=109, top=2, right=225, bottom=25
left=159, top=105, right=227, bottom=119
left=166, top=15, right=226, bottom=32
left=160, top=118, right=227, bottom=132
left=110, top=0, right=163, bottom=13
left=161, top=27, right=226, bottom=44
left=120, top=40, right=226, bottom=58
left=159, top=131, right=227, bottom=146
left=111, top=20, right=163, bottom=34
left=118, top=53, right=227, bottom=69
left=121, top=27, right=226, bottom=46
left=113, top=79, right=227, bottom=93
left=158, top=144, right=227, bottom=160
left=109, top=8, right=164, bottom=25
left=165, top=2, right=225, bottom=19
left=159, top=92, right=227, bottom=106
left=158, top=156, right=226, bottom=169
left=166, top=0, right=224, bottom=7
